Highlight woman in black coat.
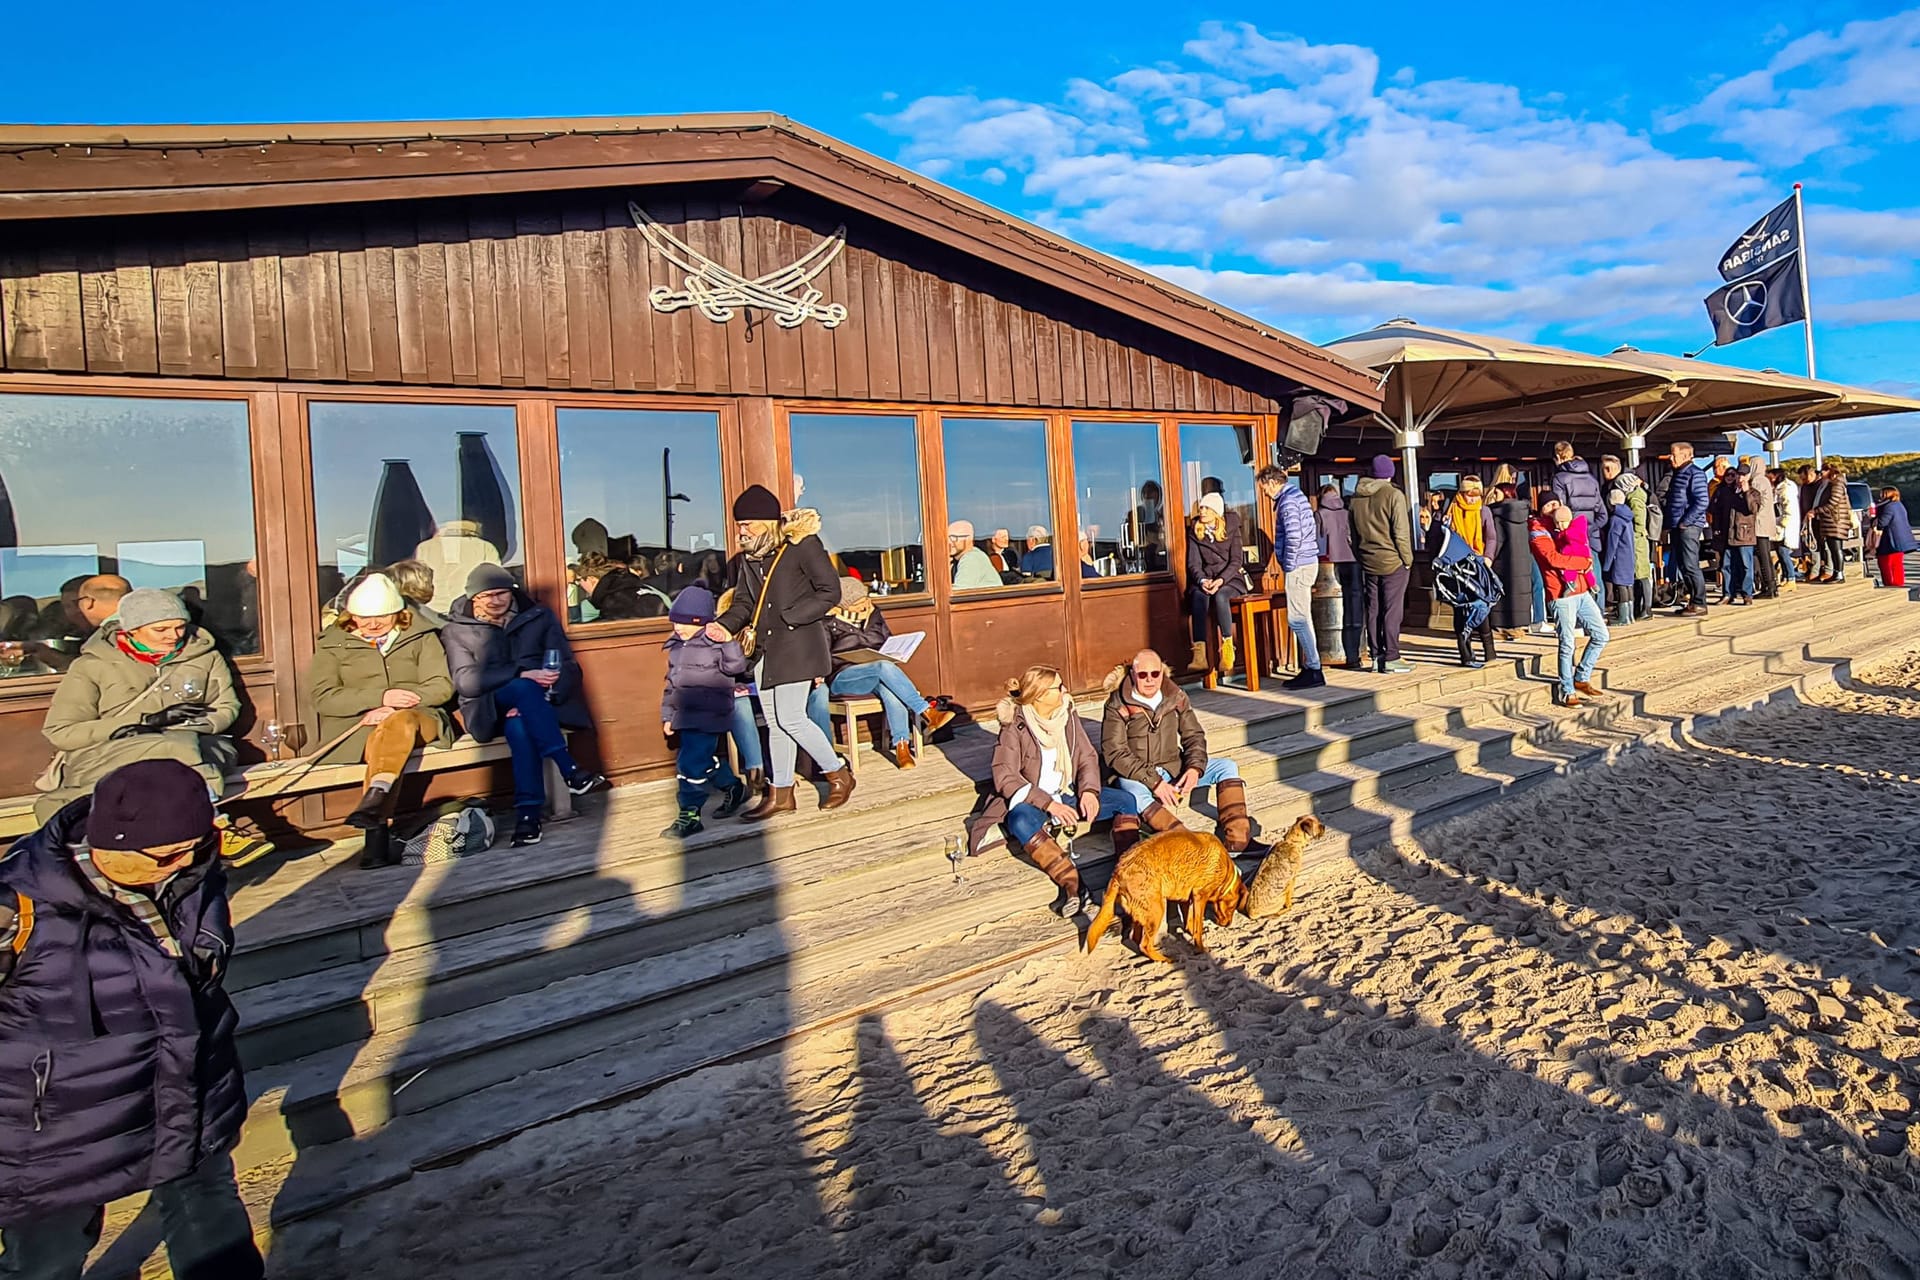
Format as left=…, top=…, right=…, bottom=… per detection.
left=1184, top=494, right=1249, bottom=671
left=1485, top=484, right=1535, bottom=638
left=713, top=487, right=852, bottom=818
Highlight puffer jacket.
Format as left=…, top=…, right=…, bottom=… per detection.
left=1552, top=458, right=1609, bottom=538
left=1815, top=474, right=1854, bottom=540
left=1316, top=490, right=1355, bottom=563
left=440, top=589, right=588, bottom=742
left=1271, top=486, right=1318, bottom=573
left=0, top=799, right=246, bottom=1223
left=1349, top=478, right=1413, bottom=574
left=662, top=633, right=748, bottom=735
left=1608, top=475, right=1653, bottom=581
left=716, top=508, right=840, bottom=689
left=1602, top=494, right=1639, bottom=586
left=1665, top=463, right=1710, bottom=530
left=1100, top=665, right=1207, bottom=788
left=309, top=617, right=456, bottom=764
left=965, top=694, right=1103, bottom=855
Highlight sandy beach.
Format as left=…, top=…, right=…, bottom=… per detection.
left=275, top=645, right=1920, bottom=1279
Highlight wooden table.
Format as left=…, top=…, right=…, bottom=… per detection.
left=1203, top=590, right=1296, bottom=692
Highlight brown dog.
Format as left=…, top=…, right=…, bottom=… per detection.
left=1085, top=830, right=1244, bottom=962
left=1243, top=814, right=1325, bottom=918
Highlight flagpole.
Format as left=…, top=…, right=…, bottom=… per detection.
left=1793, top=182, right=1822, bottom=466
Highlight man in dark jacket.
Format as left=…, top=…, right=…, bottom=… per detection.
left=0, top=760, right=262, bottom=1280
left=1549, top=442, right=1608, bottom=580
left=1349, top=455, right=1415, bottom=674
left=660, top=585, right=750, bottom=839
left=1100, top=650, right=1261, bottom=852
left=1662, top=442, right=1711, bottom=616
left=713, top=486, right=852, bottom=819
left=440, top=564, right=605, bottom=848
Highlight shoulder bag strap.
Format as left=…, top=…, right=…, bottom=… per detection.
left=746, top=542, right=790, bottom=636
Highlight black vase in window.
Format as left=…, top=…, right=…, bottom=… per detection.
left=456, top=431, right=517, bottom=562
left=367, top=459, right=437, bottom=568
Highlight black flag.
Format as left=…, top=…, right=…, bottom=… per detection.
left=1718, top=196, right=1797, bottom=281
left=1704, top=252, right=1807, bottom=347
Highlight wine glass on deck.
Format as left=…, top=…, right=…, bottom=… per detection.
left=262, top=720, right=285, bottom=763
left=945, top=834, right=965, bottom=882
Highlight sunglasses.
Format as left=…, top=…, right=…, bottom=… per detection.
left=1132, top=669, right=1163, bottom=679
left=115, top=832, right=213, bottom=863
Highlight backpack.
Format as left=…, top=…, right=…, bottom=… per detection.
left=401, top=804, right=497, bottom=866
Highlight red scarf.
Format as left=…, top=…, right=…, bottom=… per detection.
left=114, top=632, right=182, bottom=666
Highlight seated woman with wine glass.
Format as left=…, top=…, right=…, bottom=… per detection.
left=308, top=573, right=458, bottom=868
left=440, top=563, right=605, bottom=850
left=34, top=588, right=242, bottom=822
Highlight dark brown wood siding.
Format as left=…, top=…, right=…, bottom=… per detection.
left=0, top=188, right=1300, bottom=412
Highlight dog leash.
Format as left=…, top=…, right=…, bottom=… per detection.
left=216, top=723, right=367, bottom=808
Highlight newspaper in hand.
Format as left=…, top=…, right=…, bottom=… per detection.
left=834, top=630, right=926, bottom=666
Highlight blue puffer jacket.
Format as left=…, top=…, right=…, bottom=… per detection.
left=1552, top=459, right=1609, bottom=537
left=0, top=799, right=246, bottom=1222
left=1603, top=496, right=1638, bottom=586
left=662, top=633, right=749, bottom=735
left=1272, top=484, right=1319, bottom=573
left=1665, top=463, right=1710, bottom=530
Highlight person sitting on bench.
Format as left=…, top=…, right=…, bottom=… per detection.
left=811, top=576, right=955, bottom=770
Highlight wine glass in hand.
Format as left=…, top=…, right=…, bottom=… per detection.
left=176, top=671, right=205, bottom=704
left=542, top=648, right=563, bottom=703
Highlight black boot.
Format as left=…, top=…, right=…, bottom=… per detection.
left=345, top=785, right=390, bottom=831
left=357, top=823, right=399, bottom=870
left=713, top=780, right=751, bottom=820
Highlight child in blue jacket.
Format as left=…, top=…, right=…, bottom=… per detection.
left=661, top=584, right=751, bottom=838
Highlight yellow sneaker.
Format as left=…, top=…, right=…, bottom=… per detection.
left=1220, top=636, right=1237, bottom=673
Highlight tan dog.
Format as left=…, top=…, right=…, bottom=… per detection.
left=1085, top=830, right=1244, bottom=962
left=1243, top=815, right=1325, bottom=918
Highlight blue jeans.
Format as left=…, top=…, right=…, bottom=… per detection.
left=1727, top=544, right=1755, bottom=598
left=675, top=729, right=739, bottom=810
left=1550, top=592, right=1610, bottom=698
left=494, top=678, right=581, bottom=814
left=1529, top=559, right=1547, bottom=625
left=0, top=1149, right=262, bottom=1280
left=1775, top=541, right=1797, bottom=583
left=1115, top=759, right=1241, bottom=811
left=727, top=693, right=763, bottom=774
left=1004, top=785, right=1139, bottom=847
left=827, top=662, right=929, bottom=747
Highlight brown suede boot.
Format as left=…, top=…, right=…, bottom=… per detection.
left=1110, top=811, right=1144, bottom=858
left=1141, top=800, right=1188, bottom=833
left=743, top=784, right=796, bottom=822
left=1214, top=778, right=1253, bottom=853
left=1022, top=830, right=1084, bottom=915
left=821, top=766, right=857, bottom=810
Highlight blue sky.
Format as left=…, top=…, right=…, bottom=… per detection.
left=5, top=1, right=1916, bottom=453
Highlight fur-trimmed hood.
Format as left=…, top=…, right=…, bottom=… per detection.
left=993, top=692, right=1085, bottom=728
left=1100, top=662, right=1190, bottom=706
left=782, top=507, right=822, bottom=542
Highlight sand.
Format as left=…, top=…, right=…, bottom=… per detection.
left=275, top=647, right=1920, bottom=1279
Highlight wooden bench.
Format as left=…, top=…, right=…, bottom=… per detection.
left=0, top=735, right=574, bottom=840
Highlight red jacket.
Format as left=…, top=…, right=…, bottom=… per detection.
left=1529, top=516, right=1595, bottom=600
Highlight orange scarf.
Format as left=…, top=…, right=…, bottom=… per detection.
left=1446, top=494, right=1486, bottom=555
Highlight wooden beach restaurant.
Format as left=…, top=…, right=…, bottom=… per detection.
left=0, top=114, right=1384, bottom=827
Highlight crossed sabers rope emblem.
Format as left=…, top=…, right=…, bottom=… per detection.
left=629, top=202, right=849, bottom=330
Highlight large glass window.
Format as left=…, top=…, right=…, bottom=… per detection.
left=1069, top=420, right=1169, bottom=577
left=310, top=402, right=522, bottom=616
left=942, top=417, right=1053, bottom=589
left=1179, top=422, right=1261, bottom=577
left=787, top=413, right=924, bottom=596
left=0, top=393, right=258, bottom=675
left=557, top=408, right=725, bottom=624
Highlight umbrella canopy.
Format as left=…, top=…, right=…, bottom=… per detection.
left=1602, top=348, right=1920, bottom=435
left=1322, top=320, right=1676, bottom=436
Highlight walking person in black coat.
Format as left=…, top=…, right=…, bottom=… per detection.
left=440, top=564, right=606, bottom=848
left=711, top=485, right=853, bottom=819
left=1485, top=483, right=1535, bottom=639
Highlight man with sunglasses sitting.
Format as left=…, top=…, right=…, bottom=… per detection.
left=1099, top=649, right=1263, bottom=853
left=0, top=759, right=263, bottom=1279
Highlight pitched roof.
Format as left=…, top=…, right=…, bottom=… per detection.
left=0, top=113, right=1380, bottom=406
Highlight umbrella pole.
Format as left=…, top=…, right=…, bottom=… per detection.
left=1397, top=379, right=1421, bottom=518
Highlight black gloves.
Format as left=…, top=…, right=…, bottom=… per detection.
left=110, top=704, right=205, bottom=740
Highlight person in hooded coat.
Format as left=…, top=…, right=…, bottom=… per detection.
left=1549, top=442, right=1609, bottom=581
left=35, top=590, right=241, bottom=823
left=1485, top=483, right=1535, bottom=639
left=1602, top=484, right=1640, bottom=624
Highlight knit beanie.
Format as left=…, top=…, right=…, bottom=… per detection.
left=838, top=576, right=869, bottom=607
left=731, top=484, right=783, bottom=522
left=464, top=563, right=517, bottom=596
left=87, top=759, right=215, bottom=852
left=1198, top=493, right=1225, bottom=517
left=1370, top=455, right=1396, bottom=480
left=115, top=588, right=189, bottom=632
left=345, top=573, right=406, bottom=617
left=669, top=584, right=718, bottom=625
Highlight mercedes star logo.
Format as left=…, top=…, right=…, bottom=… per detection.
left=1725, top=279, right=1768, bottom=327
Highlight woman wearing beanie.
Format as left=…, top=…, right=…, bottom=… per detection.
left=34, top=588, right=242, bottom=822
left=1184, top=492, right=1248, bottom=676
left=308, top=573, right=457, bottom=868
left=815, top=576, right=955, bottom=769
left=440, top=564, right=605, bottom=848
left=712, top=483, right=855, bottom=816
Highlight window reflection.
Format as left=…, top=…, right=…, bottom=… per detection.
left=1069, top=420, right=1168, bottom=577
left=1179, top=423, right=1261, bottom=576
left=788, top=413, right=925, bottom=595
left=558, top=408, right=726, bottom=624
left=310, top=402, right=523, bottom=616
left=942, top=417, right=1052, bottom=588
left=0, top=394, right=258, bottom=676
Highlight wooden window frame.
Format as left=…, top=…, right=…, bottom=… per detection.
left=1063, top=411, right=1182, bottom=587
left=934, top=410, right=1066, bottom=604
left=775, top=401, right=935, bottom=604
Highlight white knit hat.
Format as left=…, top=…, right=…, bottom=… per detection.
left=345, top=573, right=406, bottom=617
left=1198, top=492, right=1225, bottom=517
